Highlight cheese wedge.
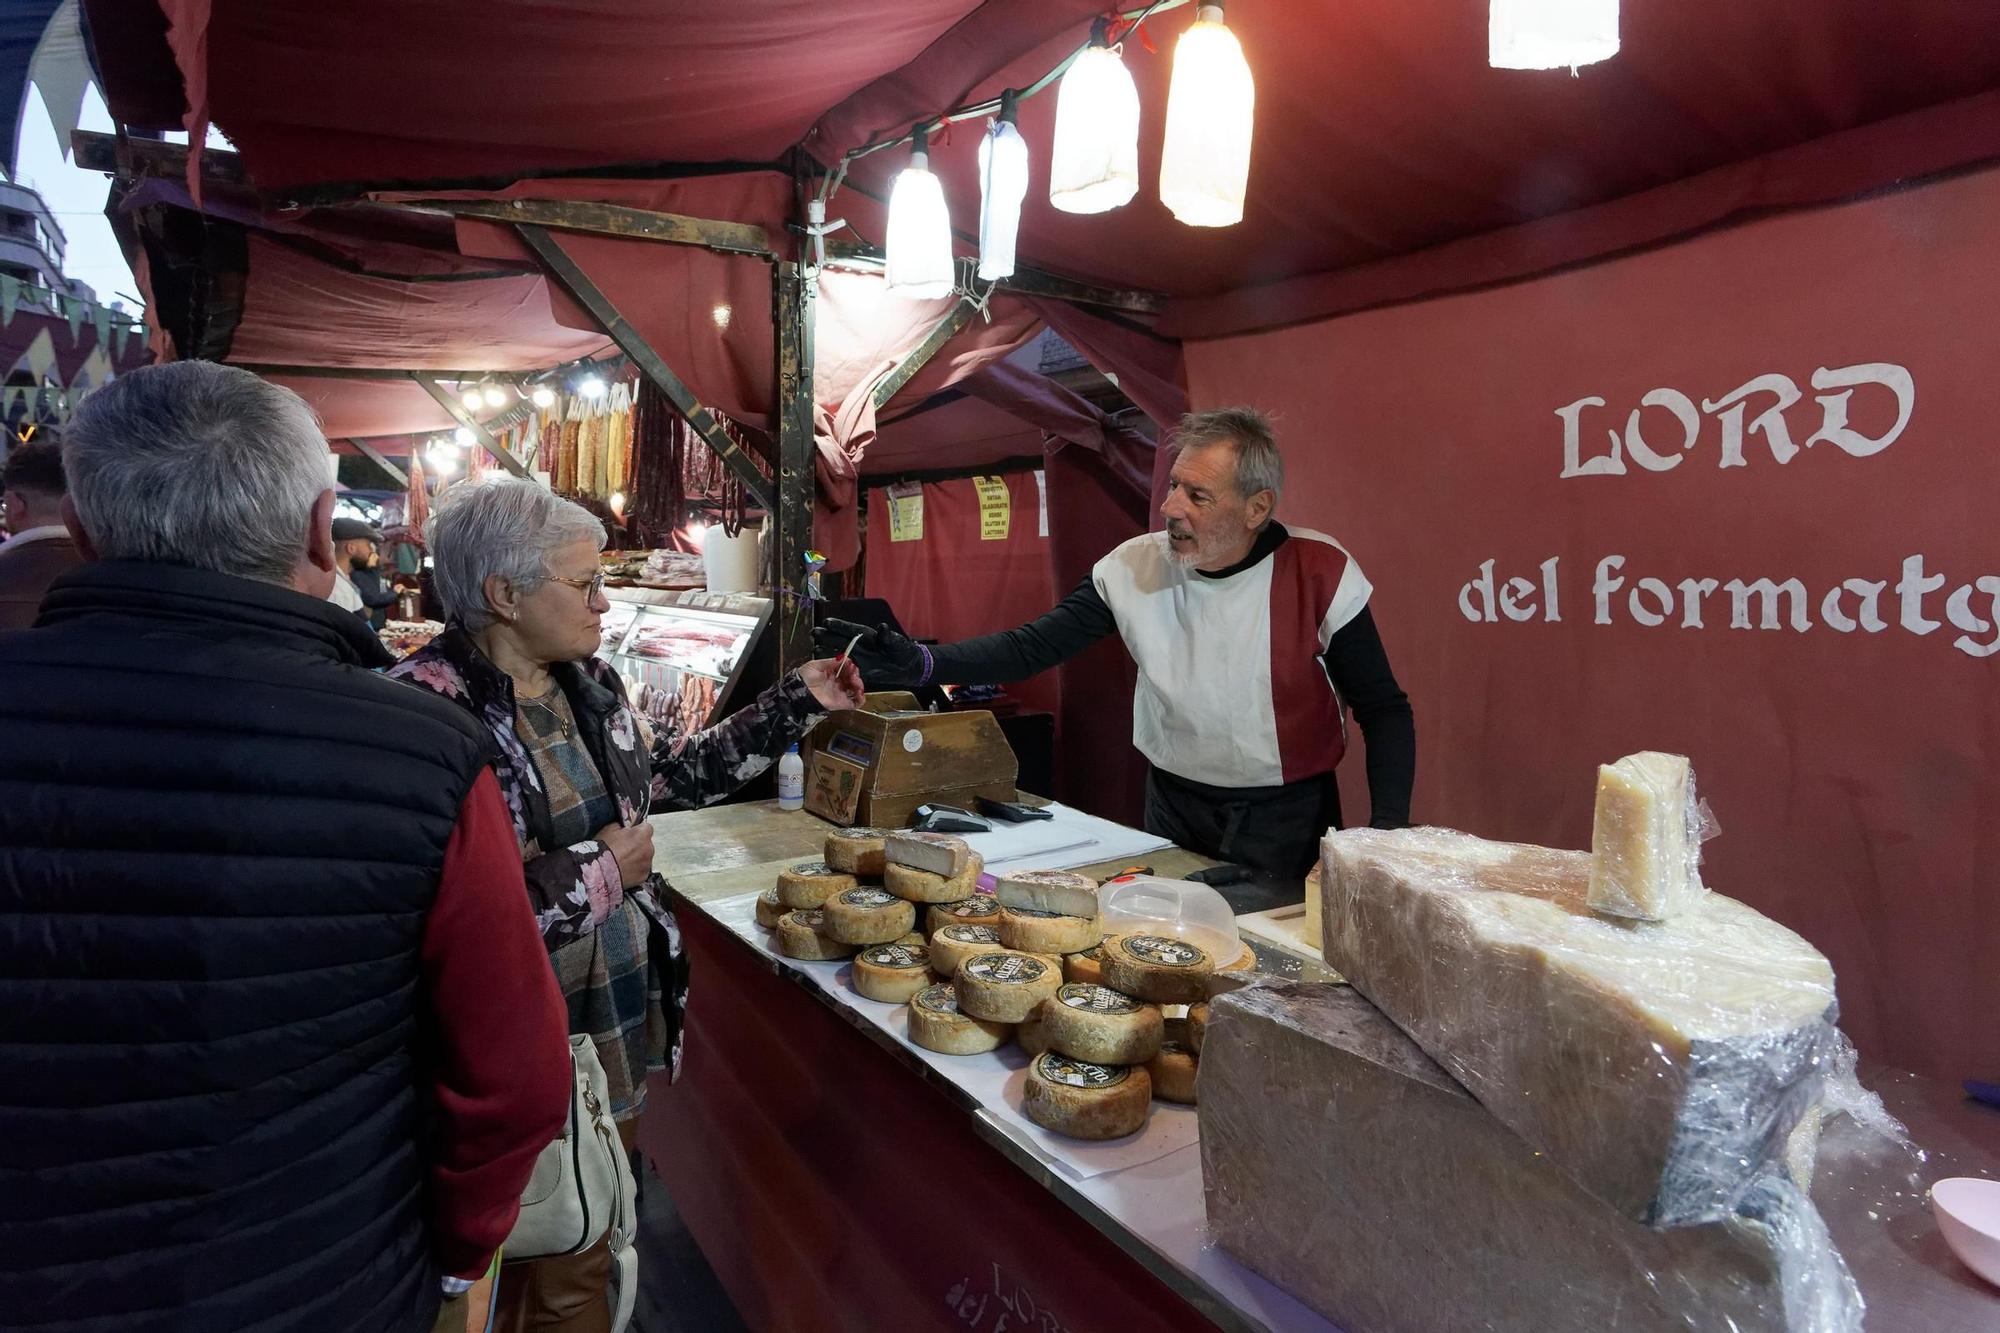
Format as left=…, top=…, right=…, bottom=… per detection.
left=885, top=831, right=973, bottom=878
left=1322, top=827, right=1837, bottom=1226
left=992, top=868, right=1099, bottom=919
left=1588, top=752, right=1705, bottom=921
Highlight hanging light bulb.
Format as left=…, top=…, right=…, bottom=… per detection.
left=577, top=374, right=606, bottom=398
left=483, top=384, right=509, bottom=408
left=1048, top=25, right=1140, bottom=215
left=453, top=426, right=474, bottom=447
left=460, top=387, right=483, bottom=409
left=885, top=123, right=955, bottom=299
left=531, top=385, right=556, bottom=409
left=977, top=90, right=1030, bottom=281
left=1489, top=0, right=1618, bottom=70
left=1159, top=3, right=1256, bottom=228
left=431, top=453, right=458, bottom=478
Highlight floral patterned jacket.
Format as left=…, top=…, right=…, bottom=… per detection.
left=389, top=625, right=827, bottom=948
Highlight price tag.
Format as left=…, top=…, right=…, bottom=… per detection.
left=886, top=481, right=924, bottom=543
left=973, top=475, right=1010, bottom=541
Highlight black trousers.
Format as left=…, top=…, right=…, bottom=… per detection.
left=1143, top=766, right=1343, bottom=879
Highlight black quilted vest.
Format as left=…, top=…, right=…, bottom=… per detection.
left=0, top=562, right=493, bottom=1332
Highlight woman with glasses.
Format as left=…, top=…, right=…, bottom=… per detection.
left=390, top=476, right=862, bottom=1332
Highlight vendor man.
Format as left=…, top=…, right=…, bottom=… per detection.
left=821, top=408, right=1415, bottom=876
left=329, top=516, right=398, bottom=630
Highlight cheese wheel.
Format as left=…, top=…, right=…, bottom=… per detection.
left=885, top=830, right=973, bottom=877
left=754, top=888, right=786, bottom=929
left=953, top=949, right=1062, bottom=1023
left=1040, top=984, right=1164, bottom=1065
left=908, top=983, right=1011, bottom=1055
left=1064, top=945, right=1104, bottom=986
left=886, top=854, right=985, bottom=904
left=930, top=923, right=1004, bottom=978
left=824, top=826, right=895, bottom=876
left=996, top=905, right=1100, bottom=956
left=852, top=942, right=934, bottom=1003
left=1099, top=933, right=1215, bottom=1004
left=1187, top=1001, right=1210, bottom=1057
left=774, top=909, right=855, bottom=961
left=821, top=886, right=916, bottom=946
left=775, top=860, right=856, bottom=910
left=927, top=894, right=1002, bottom=935
left=1017, top=1007, right=1053, bottom=1056
left=1219, top=945, right=1254, bottom=973
left=1022, top=1052, right=1152, bottom=1140
left=1146, top=1042, right=1199, bottom=1105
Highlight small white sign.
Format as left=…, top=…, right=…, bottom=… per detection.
left=902, top=729, right=924, bottom=754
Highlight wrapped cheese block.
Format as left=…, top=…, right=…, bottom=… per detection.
left=1200, top=983, right=1861, bottom=1333
left=1322, top=827, right=1837, bottom=1226
left=1589, top=751, right=1705, bottom=921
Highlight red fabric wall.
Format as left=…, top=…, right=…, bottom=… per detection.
left=863, top=472, right=1060, bottom=722
left=1184, top=168, right=2000, bottom=1084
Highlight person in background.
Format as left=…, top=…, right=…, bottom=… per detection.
left=333, top=515, right=399, bottom=629
left=0, top=437, right=81, bottom=630
left=0, top=363, right=572, bottom=1333
left=822, top=407, right=1416, bottom=878
left=390, top=475, right=863, bottom=1333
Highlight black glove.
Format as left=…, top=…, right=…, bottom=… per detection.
left=811, top=618, right=928, bottom=688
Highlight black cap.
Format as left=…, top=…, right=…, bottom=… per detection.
left=331, top=517, right=382, bottom=542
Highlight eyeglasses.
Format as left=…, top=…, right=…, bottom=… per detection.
left=546, top=572, right=607, bottom=600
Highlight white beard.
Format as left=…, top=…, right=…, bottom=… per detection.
left=1166, top=543, right=1201, bottom=568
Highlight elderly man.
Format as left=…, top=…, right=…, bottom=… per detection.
left=823, top=408, right=1415, bottom=877
left=0, top=362, right=570, bottom=1332
left=0, top=438, right=80, bottom=630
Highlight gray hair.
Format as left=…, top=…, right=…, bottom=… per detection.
left=1174, top=407, right=1284, bottom=510
left=427, top=476, right=606, bottom=630
left=62, top=361, right=331, bottom=585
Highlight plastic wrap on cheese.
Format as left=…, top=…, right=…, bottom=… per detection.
left=1199, top=983, right=1863, bottom=1333
left=1322, top=826, right=1838, bottom=1227
left=1588, top=751, right=1706, bottom=920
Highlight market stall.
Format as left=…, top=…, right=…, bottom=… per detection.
left=639, top=796, right=1998, bottom=1333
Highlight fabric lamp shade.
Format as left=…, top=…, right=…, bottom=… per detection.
left=1489, top=0, right=1619, bottom=70
left=1159, top=6, right=1255, bottom=228
left=1048, top=43, right=1140, bottom=215
left=977, top=105, right=1030, bottom=281
left=887, top=144, right=957, bottom=299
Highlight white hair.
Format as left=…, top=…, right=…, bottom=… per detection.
left=427, top=476, right=606, bottom=630
left=62, top=361, right=330, bottom=585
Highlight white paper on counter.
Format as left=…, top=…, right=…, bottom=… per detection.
left=959, top=801, right=1173, bottom=874
left=706, top=889, right=1197, bottom=1180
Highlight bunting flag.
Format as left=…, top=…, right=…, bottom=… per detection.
left=90, top=302, right=112, bottom=351
left=23, top=330, right=58, bottom=382
left=112, top=319, right=134, bottom=360
left=0, top=386, right=25, bottom=419
left=62, top=295, right=86, bottom=346
left=0, top=277, right=18, bottom=328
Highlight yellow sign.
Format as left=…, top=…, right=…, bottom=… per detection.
left=886, top=482, right=924, bottom=542
left=973, top=475, right=1011, bottom=540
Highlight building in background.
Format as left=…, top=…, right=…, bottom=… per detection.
left=0, top=177, right=93, bottom=308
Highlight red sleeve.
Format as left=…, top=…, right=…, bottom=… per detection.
left=421, top=768, right=573, bottom=1277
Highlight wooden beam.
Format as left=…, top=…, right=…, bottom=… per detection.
left=871, top=298, right=977, bottom=409
left=238, top=363, right=532, bottom=383
left=400, top=197, right=772, bottom=258
left=349, top=437, right=408, bottom=487
left=773, top=259, right=818, bottom=671
left=410, top=372, right=532, bottom=478
left=826, top=242, right=1165, bottom=317
left=72, top=130, right=247, bottom=187
left=515, top=223, right=776, bottom=513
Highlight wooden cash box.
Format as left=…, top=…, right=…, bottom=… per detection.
left=801, top=695, right=1019, bottom=828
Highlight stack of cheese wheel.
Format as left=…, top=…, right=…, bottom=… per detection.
left=1015, top=978, right=1166, bottom=1136
left=1097, top=933, right=1217, bottom=1106
left=883, top=831, right=984, bottom=904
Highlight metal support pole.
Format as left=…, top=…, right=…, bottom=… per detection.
left=411, top=372, right=531, bottom=477
left=773, top=259, right=817, bottom=672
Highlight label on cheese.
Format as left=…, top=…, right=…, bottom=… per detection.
left=789, top=860, right=836, bottom=875
left=839, top=888, right=897, bottom=908
left=793, top=909, right=825, bottom=928
left=940, top=924, right=1001, bottom=946
left=942, top=897, right=999, bottom=919
left=963, top=952, right=1049, bottom=985
left=1037, top=1053, right=1129, bottom=1089
left=913, top=984, right=961, bottom=1015
left=1120, top=935, right=1206, bottom=968
left=860, top=944, right=927, bottom=969
left=1058, top=984, right=1140, bottom=1015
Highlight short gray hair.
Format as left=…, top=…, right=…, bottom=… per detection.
left=1174, top=407, right=1284, bottom=510
left=63, top=361, right=330, bottom=585
left=428, top=476, right=606, bottom=630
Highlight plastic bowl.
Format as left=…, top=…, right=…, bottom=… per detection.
left=1099, top=874, right=1247, bottom=967
left=1932, top=1176, right=2000, bottom=1288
